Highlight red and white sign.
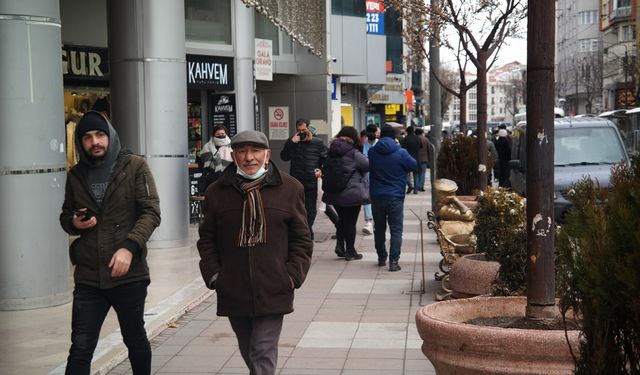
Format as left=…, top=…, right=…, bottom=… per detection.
left=268, top=106, right=289, bottom=140
left=366, top=0, right=384, bottom=13
left=255, top=38, right=273, bottom=81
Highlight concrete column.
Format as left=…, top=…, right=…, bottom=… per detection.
left=234, top=1, right=255, bottom=133
left=107, top=0, right=189, bottom=248
left=0, top=1, right=70, bottom=309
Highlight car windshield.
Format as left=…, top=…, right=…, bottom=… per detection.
left=555, top=127, right=626, bottom=166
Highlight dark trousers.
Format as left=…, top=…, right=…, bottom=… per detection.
left=303, top=187, right=318, bottom=238
left=228, top=315, right=284, bottom=375
left=334, top=205, right=361, bottom=253
left=372, top=198, right=404, bottom=262
left=66, top=281, right=151, bottom=375
left=324, top=204, right=339, bottom=227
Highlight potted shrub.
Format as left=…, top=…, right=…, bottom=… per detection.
left=448, top=187, right=527, bottom=299
left=556, top=158, right=640, bottom=373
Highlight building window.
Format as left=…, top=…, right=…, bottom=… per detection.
left=332, top=0, right=365, bottom=17
left=579, top=10, right=597, bottom=24
left=620, top=25, right=635, bottom=41
left=185, top=0, right=232, bottom=45
left=616, top=0, right=631, bottom=8
left=255, top=13, right=280, bottom=55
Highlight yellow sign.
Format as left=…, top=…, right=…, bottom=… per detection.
left=341, top=105, right=354, bottom=126
left=385, top=104, right=401, bottom=115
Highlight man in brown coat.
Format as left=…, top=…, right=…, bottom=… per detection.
left=60, top=111, right=161, bottom=374
left=197, top=130, right=313, bottom=375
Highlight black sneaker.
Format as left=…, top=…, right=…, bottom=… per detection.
left=389, top=262, right=401, bottom=272
left=345, top=252, right=363, bottom=261
left=334, top=244, right=346, bottom=258
left=378, top=258, right=387, bottom=267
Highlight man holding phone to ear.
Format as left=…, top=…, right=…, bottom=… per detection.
left=59, top=111, right=161, bottom=374
left=280, top=118, right=328, bottom=239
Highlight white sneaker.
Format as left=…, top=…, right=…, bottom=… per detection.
left=362, top=221, right=373, bottom=235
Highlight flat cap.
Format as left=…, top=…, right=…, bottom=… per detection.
left=230, top=130, right=270, bottom=149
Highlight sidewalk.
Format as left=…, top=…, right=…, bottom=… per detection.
left=108, top=189, right=442, bottom=375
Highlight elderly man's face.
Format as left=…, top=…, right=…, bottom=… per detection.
left=232, top=144, right=271, bottom=175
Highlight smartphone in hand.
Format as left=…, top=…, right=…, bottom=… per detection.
left=74, top=210, right=94, bottom=221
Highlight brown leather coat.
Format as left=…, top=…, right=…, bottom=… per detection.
left=197, top=163, right=313, bottom=317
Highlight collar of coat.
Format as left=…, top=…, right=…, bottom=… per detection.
left=219, top=160, right=283, bottom=191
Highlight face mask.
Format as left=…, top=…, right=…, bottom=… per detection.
left=235, top=152, right=268, bottom=180
left=298, top=131, right=308, bottom=139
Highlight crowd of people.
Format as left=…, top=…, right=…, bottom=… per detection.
left=60, top=111, right=434, bottom=375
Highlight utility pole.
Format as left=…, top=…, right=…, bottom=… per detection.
left=429, top=0, right=442, bottom=212
left=526, top=0, right=556, bottom=320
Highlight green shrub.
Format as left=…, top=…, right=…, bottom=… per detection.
left=556, top=157, right=640, bottom=374
left=437, top=135, right=482, bottom=195
left=474, top=187, right=527, bottom=296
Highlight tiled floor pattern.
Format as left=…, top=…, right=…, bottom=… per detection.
left=109, top=192, right=439, bottom=374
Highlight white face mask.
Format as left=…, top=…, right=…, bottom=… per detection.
left=235, top=153, right=268, bottom=180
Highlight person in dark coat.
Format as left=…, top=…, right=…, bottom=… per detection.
left=494, top=128, right=512, bottom=187
left=198, top=130, right=313, bottom=375
left=60, top=111, right=161, bottom=374
left=322, top=127, right=370, bottom=261
left=415, top=127, right=431, bottom=191
left=401, top=126, right=422, bottom=194
left=280, top=118, right=328, bottom=238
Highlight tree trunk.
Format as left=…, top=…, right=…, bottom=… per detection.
left=476, top=51, right=488, bottom=192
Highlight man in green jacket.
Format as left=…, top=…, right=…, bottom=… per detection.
left=60, top=111, right=161, bottom=375
left=198, top=130, right=313, bottom=375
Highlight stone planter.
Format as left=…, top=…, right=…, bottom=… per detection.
left=449, top=254, right=500, bottom=299
left=416, top=296, right=580, bottom=375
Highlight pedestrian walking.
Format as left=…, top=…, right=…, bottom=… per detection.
left=200, top=124, right=233, bottom=191
left=59, top=111, right=161, bottom=375
left=322, top=126, right=370, bottom=261
left=361, top=123, right=379, bottom=234
left=415, top=127, right=431, bottom=191
left=495, top=128, right=512, bottom=187
left=280, top=118, right=328, bottom=238
left=197, top=130, right=313, bottom=375
left=368, top=125, right=417, bottom=271
left=401, top=126, right=421, bottom=194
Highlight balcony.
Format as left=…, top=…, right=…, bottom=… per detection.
left=610, top=6, right=632, bottom=22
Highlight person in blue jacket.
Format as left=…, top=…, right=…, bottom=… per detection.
left=368, top=125, right=417, bottom=271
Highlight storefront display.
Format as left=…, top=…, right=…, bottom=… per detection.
left=188, top=102, right=203, bottom=161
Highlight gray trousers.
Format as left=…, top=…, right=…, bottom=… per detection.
left=228, top=315, right=284, bottom=375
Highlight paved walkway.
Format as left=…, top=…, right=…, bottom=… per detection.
left=108, top=190, right=442, bottom=375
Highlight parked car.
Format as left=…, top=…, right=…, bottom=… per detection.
left=508, top=117, right=629, bottom=222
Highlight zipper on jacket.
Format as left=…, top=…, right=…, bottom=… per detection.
left=248, top=249, right=256, bottom=315
left=113, top=224, right=121, bottom=252
left=143, top=173, right=150, bottom=197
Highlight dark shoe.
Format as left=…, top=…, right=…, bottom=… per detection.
left=334, top=243, right=346, bottom=258
left=406, top=187, right=414, bottom=194
left=389, top=262, right=401, bottom=272
left=345, top=251, right=363, bottom=261
left=413, top=190, right=418, bottom=194
left=378, top=258, right=387, bottom=267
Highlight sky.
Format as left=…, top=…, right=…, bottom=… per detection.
left=440, top=36, right=528, bottom=70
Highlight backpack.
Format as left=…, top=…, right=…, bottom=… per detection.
left=321, top=155, right=355, bottom=194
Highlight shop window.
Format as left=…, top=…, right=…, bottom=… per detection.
left=185, top=0, right=232, bottom=45
left=188, top=102, right=203, bottom=160
left=255, top=13, right=280, bottom=55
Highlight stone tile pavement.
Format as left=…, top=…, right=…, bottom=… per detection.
left=108, top=190, right=443, bottom=375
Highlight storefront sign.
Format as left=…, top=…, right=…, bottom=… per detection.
left=62, top=45, right=109, bottom=84
left=331, top=76, right=338, bottom=100
left=368, top=74, right=406, bottom=104
left=268, top=106, right=290, bottom=140
left=366, top=0, right=385, bottom=35
left=210, top=93, right=237, bottom=137
left=187, top=55, right=234, bottom=90
left=254, top=39, right=273, bottom=81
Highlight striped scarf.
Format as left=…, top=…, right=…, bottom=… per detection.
left=237, top=174, right=268, bottom=247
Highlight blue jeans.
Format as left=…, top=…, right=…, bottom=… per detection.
left=371, top=198, right=404, bottom=262
left=363, top=204, right=373, bottom=221
left=66, top=280, right=151, bottom=375
left=415, top=162, right=428, bottom=191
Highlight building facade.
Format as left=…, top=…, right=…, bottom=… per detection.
left=0, top=0, right=387, bottom=310
left=555, top=0, right=603, bottom=115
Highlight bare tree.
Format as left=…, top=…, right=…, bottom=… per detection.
left=580, top=53, right=603, bottom=114
left=387, top=0, right=527, bottom=190
left=504, top=75, right=525, bottom=124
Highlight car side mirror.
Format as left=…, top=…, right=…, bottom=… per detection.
left=509, top=159, right=524, bottom=171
